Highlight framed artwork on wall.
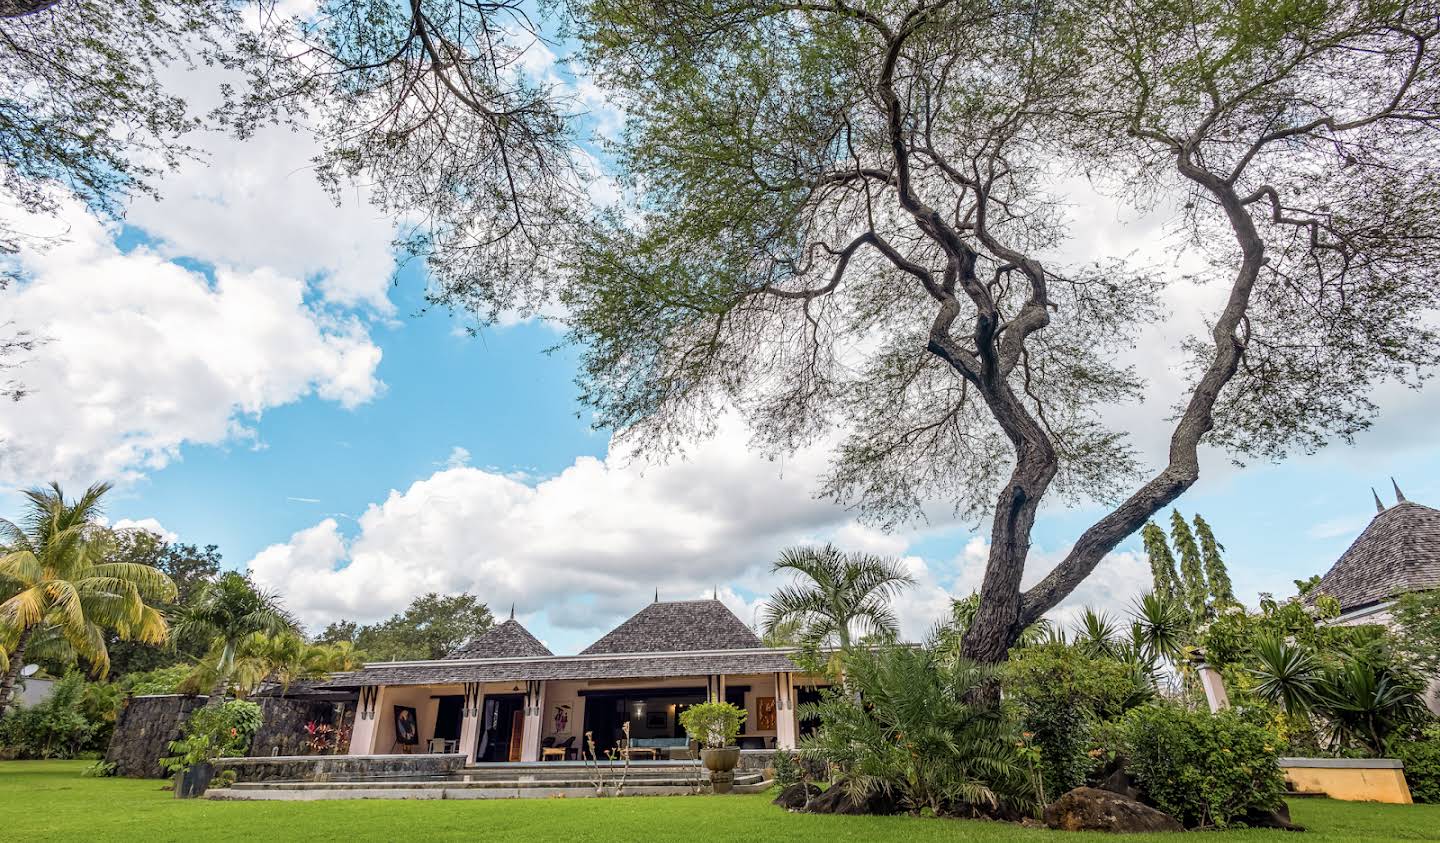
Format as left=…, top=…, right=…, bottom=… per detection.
left=393, top=705, right=419, bottom=745
left=645, top=710, right=668, bottom=730
left=757, top=696, right=776, bottom=731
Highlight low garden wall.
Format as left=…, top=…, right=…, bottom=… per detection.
left=213, top=752, right=466, bottom=783
left=1280, top=757, right=1413, bottom=804
left=105, top=694, right=209, bottom=778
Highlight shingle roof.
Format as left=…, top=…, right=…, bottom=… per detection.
left=320, top=648, right=803, bottom=688
left=579, top=599, right=763, bottom=655
left=446, top=619, right=553, bottom=660
left=1310, top=500, right=1440, bottom=612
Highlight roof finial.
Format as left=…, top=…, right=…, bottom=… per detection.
left=713, top=585, right=718, bottom=600
left=1392, top=477, right=1408, bottom=504
left=509, top=603, right=515, bottom=621
left=1373, top=487, right=1386, bottom=513
left=654, top=587, right=658, bottom=603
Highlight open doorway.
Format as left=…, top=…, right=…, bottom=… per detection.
left=474, top=694, right=525, bottom=763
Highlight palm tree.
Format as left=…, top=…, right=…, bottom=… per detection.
left=762, top=544, right=915, bottom=651
left=173, top=571, right=295, bottom=707
left=0, top=482, right=175, bottom=717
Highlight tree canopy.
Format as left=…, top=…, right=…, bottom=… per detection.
left=316, top=592, right=494, bottom=661
left=553, top=0, right=1440, bottom=659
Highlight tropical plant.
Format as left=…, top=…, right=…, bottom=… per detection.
left=1130, top=592, right=1188, bottom=666
left=798, top=645, right=1030, bottom=816
left=0, top=482, right=176, bottom=717
left=160, top=699, right=262, bottom=774
left=1394, top=723, right=1440, bottom=804
left=172, top=572, right=295, bottom=707
left=1250, top=635, right=1323, bottom=718
left=1121, top=705, right=1285, bottom=829
left=1192, top=515, right=1234, bottom=606
left=1169, top=510, right=1208, bottom=620
left=1394, top=589, right=1440, bottom=680
left=1314, top=660, right=1424, bottom=756
left=1072, top=608, right=1122, bottom=660
left=761, top=545, right=914, bottom=651
left=1141, top=522, right=1181, bottom=598
left=0, top=672, right=99, bottom=759
left=677, top=701, right=744, bottom=749
left=931, top=593, right=1051, bottom=667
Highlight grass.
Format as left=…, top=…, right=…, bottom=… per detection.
left=2, top=761, right=1439, bottom=842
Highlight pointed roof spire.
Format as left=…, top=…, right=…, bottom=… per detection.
left=1374, top=488, right=1386, bottom=513
left=1392, top=477, right=1409, bottom=504
left=713, top=585, right=718, bottom=600
left=509, top=603, right=515, bottom=621
left=654, top=587, right=658, bottom=603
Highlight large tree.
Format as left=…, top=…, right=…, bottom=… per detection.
left=100, top=530, right=223, bottom=676
left=0, top=483, right=176, bottom=717
left=316, top=592, right=494, bottom=661
left=551, top=0, right=1440, bottom=662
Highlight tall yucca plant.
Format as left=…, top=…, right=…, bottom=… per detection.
left=0, top=482, right=176, bottom=717
left=1251, top=635, right=1323, bottom=718
left=762, top=544, right=915, bottom=651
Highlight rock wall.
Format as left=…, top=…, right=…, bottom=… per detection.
left=105, top=694, right=208, bottom=778
left=104, top=694, right=352, bottom=779
left=250, top=697, right=352, bottom=758
left=213, top=752, right=465, bottom=783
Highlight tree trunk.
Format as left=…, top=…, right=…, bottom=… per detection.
left=0, top=0, right=63, bottom=18
left=0, top=625, right=36, bottom=719
left=205, top=674, right=229, bottom=708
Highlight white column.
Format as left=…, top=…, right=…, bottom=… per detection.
left=775, top=672, right=797, bottom=750
left=458, top=682, right=483, bottom=763
left=349, top=685, right=384, bottom=756
left=520, top=680, right=546, bottom=762
left=1197, top=663, right=1230, bottom=712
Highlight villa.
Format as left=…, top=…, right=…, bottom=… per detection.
left=326, top=599, right=825, bottom=763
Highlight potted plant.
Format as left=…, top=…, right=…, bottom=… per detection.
left=679, top=701, right=746, bottom=793
left=161, top=700, right=262, bottom=799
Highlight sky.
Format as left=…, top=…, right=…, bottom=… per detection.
left=2, top=10, right=1438, bottom=656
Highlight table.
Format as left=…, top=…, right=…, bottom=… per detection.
left=620, top=747, right=659, bottom=761
left=541, top=747, right=567, bottom=761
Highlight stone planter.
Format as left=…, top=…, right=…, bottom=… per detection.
left=702, top=747, right=741, bottom=794
left=174, top=762, right=214, bottom=799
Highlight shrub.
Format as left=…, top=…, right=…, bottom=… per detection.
left=1001, top=643, right=1151, bottom=800
left=121, top=665, right=192, bottom=696
left=0, top=673, right=104, bottom=759
left=771, top=748, right=802, bottom=788
left=1394, top=722, right=1440, bottom=804
left=799, top=645, right=1031, bottom=815
left=1120, top=704, right=1284, bottom=828
left=161, top=700, right=262, bottom=774
left=677, top=701, right=744, bottom=749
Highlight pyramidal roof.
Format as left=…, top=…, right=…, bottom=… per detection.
left=446, top=618, right=553, bottom=660
left=581, top=599, right=762, bottom=655
left=1310, top=489, right=1440, bottom=613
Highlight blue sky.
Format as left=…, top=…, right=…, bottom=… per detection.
left=2, top=16, right=1438, bottom=655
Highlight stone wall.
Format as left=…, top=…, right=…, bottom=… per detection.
left=105, top=694, right=208, bottom=778
left=737, top=748, right=828, bottom=780
left=213, top=752, right=465, bottom=783
left=104, top=694, right=352, bottom=779
left=250, top=697, right=353, bottom=758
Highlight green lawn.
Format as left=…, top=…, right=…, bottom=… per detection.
left=2, top=761, right=1438, bottom=842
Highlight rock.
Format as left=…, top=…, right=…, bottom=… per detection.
left=804, top=782, right=901, bottom=815
left=773, top=782, right=823, bottom=810
left=1241, top=801, right=1304, bottom=832
left=1095, top=761, right=1144, bottom=802
left=1043, top=786, right=1184, bottom=834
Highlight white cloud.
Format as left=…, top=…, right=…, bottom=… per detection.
left=248, top=418, right=865, bottom=637
left=0, top=201, right=383, bottom=488
left=110, top=517, right=178, bottom=544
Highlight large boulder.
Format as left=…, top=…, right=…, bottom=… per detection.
left=804, top=783, right=902, bottom=816
left=773, top=782, right=823, bottom=810
left=1044, top=787, right=1184, bottom=834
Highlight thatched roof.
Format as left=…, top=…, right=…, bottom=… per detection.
left=1310, top=491, right=1440, bottom=613
left=580, top=599, right=762, bottom=655
left=446, top=619, right=553, bottom=660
